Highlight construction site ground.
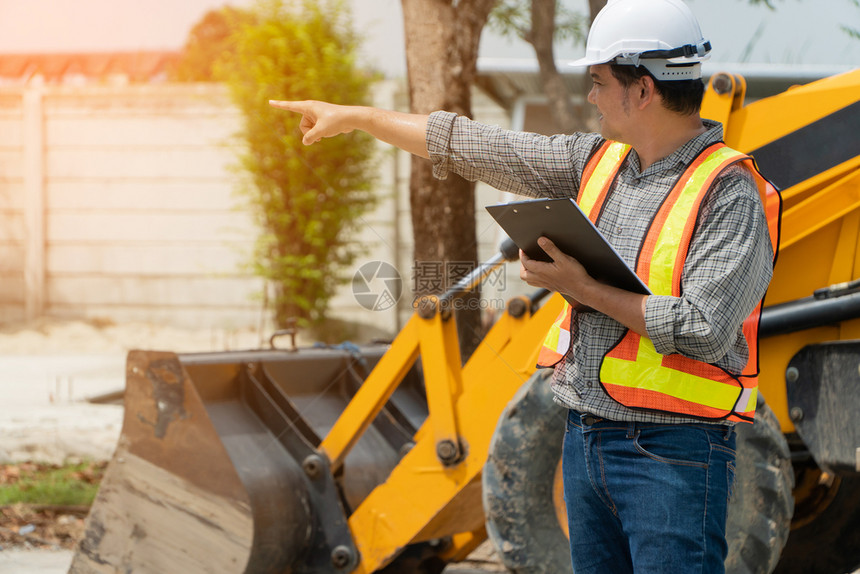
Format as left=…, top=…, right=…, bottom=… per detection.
left=0, top=318, right=504, bottom=573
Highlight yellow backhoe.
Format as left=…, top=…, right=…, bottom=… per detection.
left=71, top=68, right=860, bottom=574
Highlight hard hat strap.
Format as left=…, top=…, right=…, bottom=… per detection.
left=613, top=56, right=703, bottom=80
left=633, top=40, right=711, bottom=60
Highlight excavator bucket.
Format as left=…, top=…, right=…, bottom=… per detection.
left=71, top=345, right=427, bottom=573
left=70, top=240, right=527, bottom=574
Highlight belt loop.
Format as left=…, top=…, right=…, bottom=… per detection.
left=626, top=421, right=636, bottom=439
left=723, top=424, right=734, bottom=441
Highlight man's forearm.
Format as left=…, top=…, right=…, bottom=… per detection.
left=356, top=107, right=430, bottom=159
left=269, top=100, right=430, bottom=158
left=576, top=282, right=649, bottom=337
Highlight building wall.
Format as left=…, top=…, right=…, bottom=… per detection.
left=0, top=81, right=518, bottom=338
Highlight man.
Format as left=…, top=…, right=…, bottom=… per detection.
left=270, top=0, right=781, bottom=571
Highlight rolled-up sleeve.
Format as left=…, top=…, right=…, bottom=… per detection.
left=427, top=111, right=458, bottom=181
left=644, top=166, right=774, bottom=370
left=426, top=111, right=600, bottom=199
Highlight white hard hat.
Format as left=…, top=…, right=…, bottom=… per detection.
left=570, top=0, right=711, bottom=81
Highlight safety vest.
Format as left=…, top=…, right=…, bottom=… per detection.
left=537, top=140, right=781, bottom=423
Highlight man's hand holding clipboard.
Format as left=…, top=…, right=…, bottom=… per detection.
left=519, top=236, right=593, bottom=310
left=487, top=198, right=652, bottom=336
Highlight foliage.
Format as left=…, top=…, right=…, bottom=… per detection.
left=746, top=0, right=779, bottom=9
left=0, top=462, right=106, bottom=507
left=201, top=0, right=378, bottom=328
left=489, top=0, right=589, bottom=45
left=843, top=0, right=860, bottom=39
left=732, top=0, right=859, bottom=40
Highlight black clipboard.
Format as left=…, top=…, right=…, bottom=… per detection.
left=486, top=198, right=651, bottom=296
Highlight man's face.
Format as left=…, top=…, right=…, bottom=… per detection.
left=587, top=64, right=633, bottom=143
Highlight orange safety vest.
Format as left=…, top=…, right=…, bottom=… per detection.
left=537, top=140, right=782, bottom=423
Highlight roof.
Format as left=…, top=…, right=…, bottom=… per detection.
left=0, top=52, right=181, bottom=83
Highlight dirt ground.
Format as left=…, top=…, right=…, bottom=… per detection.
left=0, top=318, right=506, bottom=572
left=0, top=502, right=88, bottom=552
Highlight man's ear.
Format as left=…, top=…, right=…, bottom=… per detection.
left=637, top=74, right=657, bottom=110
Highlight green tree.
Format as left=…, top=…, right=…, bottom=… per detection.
left=216, top=0, right=378, bottom=329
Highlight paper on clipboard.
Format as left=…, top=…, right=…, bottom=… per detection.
left=486, top=197, right=651, bottom=296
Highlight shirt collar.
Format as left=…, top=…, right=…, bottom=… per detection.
left=628, top=119, right=724, bottom=178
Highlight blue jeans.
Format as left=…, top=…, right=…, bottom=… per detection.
left=562, top=410, right=737, bottom=574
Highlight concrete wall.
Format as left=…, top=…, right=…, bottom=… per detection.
left=0, top=80, right=520, bottom=338
left=0, top=83, right=263, bottom=329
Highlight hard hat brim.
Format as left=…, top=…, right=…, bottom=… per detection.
left=568, top=55, right=607, bottom=69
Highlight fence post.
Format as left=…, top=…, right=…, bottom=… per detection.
left=23, top=84, right=45, bottom=320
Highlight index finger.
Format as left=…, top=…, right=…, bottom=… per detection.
left=268, top=100, right=307, bottom=113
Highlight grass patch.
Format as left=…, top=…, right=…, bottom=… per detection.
left=0, top=461, right=107, bottom=507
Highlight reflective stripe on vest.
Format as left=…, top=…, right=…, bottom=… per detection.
left=536, top=141, right=630, bottom=368
left=537, top=303, right=574, bottom=366
left=537, top=140, right=781, bottom=423
left=579, top=141, right=631, bottom=218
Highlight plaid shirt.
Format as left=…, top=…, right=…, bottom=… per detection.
left=426, top=111, right=774, bottom=425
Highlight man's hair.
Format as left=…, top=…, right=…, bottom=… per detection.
left=610, top=64, right=704, bottom=116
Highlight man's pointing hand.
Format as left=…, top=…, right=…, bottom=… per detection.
left=269, top=100, right=355, bottom=145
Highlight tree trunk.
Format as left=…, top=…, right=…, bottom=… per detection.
left=401, top=0, right=496, bottom=359
left=528, top=0, right=579, bottom=133
left=525, top=0, right=606, bottom=134
left=588, top=0, right=606, bottom=23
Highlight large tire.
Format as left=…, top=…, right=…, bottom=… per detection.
left=773, top=466, right=860, bottom=574
left=483, top=373, right=795, bottom=574
left=725, top=395, right=794, bottom=574
left=483, top=370, right=569, bottom=574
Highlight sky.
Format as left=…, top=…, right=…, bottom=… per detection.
left=0, top=0, right=857, bottom=77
